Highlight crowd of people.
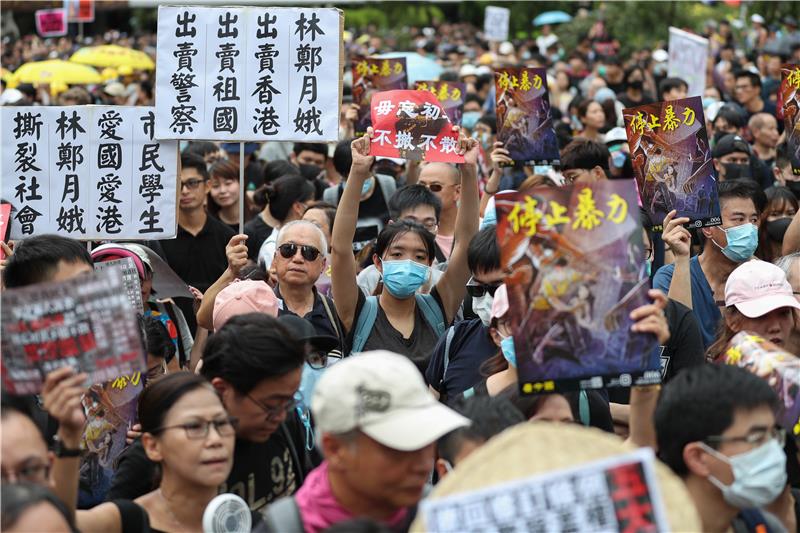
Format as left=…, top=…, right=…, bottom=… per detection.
left=2, top=5, right=800, bottom=533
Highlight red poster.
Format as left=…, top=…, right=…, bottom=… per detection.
left=35, top=9, right=68, bottom=38
left=0, top=203, right=10, bottom=260
left=370, top=90, right=465, bottom=163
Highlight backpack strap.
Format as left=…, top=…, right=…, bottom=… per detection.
left=438, top=325, right=457, bottom=404
left=375, top=174, right=396, bottom=208
left=415, top=293, right=446, bottom=336
left=318, top=293, right=345, bottom=356
left=261, top=497, right=304, bottom=533
left=351, top=296, right=379, bottom=354
left=579, top=390, right=591, bottom=427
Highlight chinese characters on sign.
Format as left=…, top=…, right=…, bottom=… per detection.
left=352, top=56, right=408, bottom=135
left=421, top=449, right=668, bottom=533
left=1, top=106, right=178, bottom=240
left=94, top=257, right=144, bottom=314
left=414, top=80, right=466, bottom=125
left=370, top=90, right=465, bottom=164
left=494, top=67, right=560, bottom=166
left=781, top=64, right=800, bottom=176
left=483, top=6, right=510, bottom=42
left=668, top=27, right=709, bottom=98
left=156, top=6, right=342, bottom=141
left=495, top=181, right=660, bottom=393
left=0, top=269, right=146, bottom=395
left=623, top=96, right=721, bottom=231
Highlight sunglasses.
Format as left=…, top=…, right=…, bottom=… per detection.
left=278, top=243, right=321, bottom=261
left=466, top=279, right=502, bottom=298
left=424, top=183, right=445, bottom=192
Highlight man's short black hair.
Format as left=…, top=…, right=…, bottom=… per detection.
left=200, top=313, right=306, bottom=394
left=437, top=395, right=524, bottom=464
left=718, top=178, right=767, bottom=215
left=714, top=104, right=747, bottom=130
left=734, top=70, right=763, bottom=89
left=180, top=152, right=209, bottom=181
left=333, top=139, right=354, bottom=178
left=655, top=364, right=777, bottom=477
left=468, top=226, right=501, bottom=275
left=293, top=142, right=328, bottom=159
left=183, top=141, right=220, bottom=158
left=560, top=138, right=610, bottom=173
left=388, top=185, right=442, bottom=222
left=3, top=235, right=92, bottom=289
left=658, top=77, right=688, bottom=98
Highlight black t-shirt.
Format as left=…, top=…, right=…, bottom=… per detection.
left=425, top=319, right=497, bottom=400
left=346, top=290, right=444, bottom=374
left=274, top=285, right=347, bottom=355
left=353, top=181, right=391, bottom=250
left=244, top=214, right=274, bottom=262
left=607, top=299, right=704, bottom=404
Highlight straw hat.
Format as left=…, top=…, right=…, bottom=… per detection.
left=411, top=423, right=700, bottom=532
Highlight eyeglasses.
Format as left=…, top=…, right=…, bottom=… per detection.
left=247, top=393, right=302, bottom=420
left=145, top=362, right=167, bottom=382
left=421, top=182, right=451, bottom=192
left=180, top=179, right=204, bottom=190
left=153, top=417, right=238, bottom=440
left=403, top=217, right=438, bottom=232
left=706, top=426, right=786, bottom=447
left=466, top=278, right=502, bottom=298
left=278, top=243, right=322, bottom=262
left=307, top=350, right=342, bottom=370
left=1, top=461, right=50, bottom=483
left=561, top=170, right=586, bottom=185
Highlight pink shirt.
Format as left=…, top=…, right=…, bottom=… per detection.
left=435, top=234, right=454, bottom=260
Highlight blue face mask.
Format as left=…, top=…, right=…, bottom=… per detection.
left=714, top=223, right=758, bottom=263
left=361, top=177, right=374, bottom=196
left=500, top=335, right=517, bottom=368
left=381, top=259, right=430, bottom=298
left=645, top=260, right=652, bottom=278
left=481, top=204, right=497, bottom=229
left=462, top=111, right=481, bottom=130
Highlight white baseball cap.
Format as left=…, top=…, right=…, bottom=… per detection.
left=725, top=260, right=800, bottom=318
left=311, top=351, right=470, bottom=451
left=499, top=41, right=515, bottom=56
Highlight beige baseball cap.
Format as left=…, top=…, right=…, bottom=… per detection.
left=311, top=351, right=470, bottom=451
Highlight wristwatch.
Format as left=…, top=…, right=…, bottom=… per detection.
left=53, top=435, right=81, bottom=458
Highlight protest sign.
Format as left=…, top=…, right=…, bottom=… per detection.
left=720, top=332, right=800, bottom=441
left=415, top=81, right=466, bottom=126
left=64, top=0, right=94, bottom=23
left=623, top=96, right=721, bottom=232
left=781, top=64, right=800, bottom=176
left=1, top=269, right=145, bottom=396
left=155, top=6, right=342, bottom=142
left=494, top=67, right=560, bottom=166
left=494, top=180, right=660, bottom=393
left=94, top=257, right=144, bottom=314
left=422, top=447, right=668, bottom=532
left=352, top=56, right=408, bottom=135
left=483, top=6, right=510, bottom=42
left=1, top=106, right=178, bottom=240
left=79, top=375, right=142, bottom=506
left=370, top=90, right=465, bottom=164
left=35, top=9, right=68, bottom=38
left=668, top=27, right=708, bottom=97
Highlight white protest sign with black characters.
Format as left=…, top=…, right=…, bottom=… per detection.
left=156, top=6, right=343, bottom=142
left=484, top=6, right=510, bottom=42
left=2, top=106, right=178, bottom=240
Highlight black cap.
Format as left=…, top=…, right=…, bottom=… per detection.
left=712, top=134, right=752, bottom=159
left=278, top=315, right=338, bottom=353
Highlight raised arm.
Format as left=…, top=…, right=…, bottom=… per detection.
left=195, top=234, right=248, bottom=331
left=480, top=142, right=510, bottom=216
left=661, top=210, right=693, bottom=309
left=331, top=131, right=375, bottom=333
left=436, top=131, right=480, bottom=324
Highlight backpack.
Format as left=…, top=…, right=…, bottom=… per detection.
left=323, top=173, right=396, bottom=208
left=351, top=294, right=446, bottom=354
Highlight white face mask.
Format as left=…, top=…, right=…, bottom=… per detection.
left=473, top=293, right=493, bottom=326
left=700, top=438, right=787, bottom=509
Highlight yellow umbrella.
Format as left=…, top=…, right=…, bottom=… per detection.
left=0, top=68, right=17, bottom=88
left=100, top=67, right=119, bottom=81
left=70, top=44, right=155, bottom=71
left=13, top=60, right=102, bottom=85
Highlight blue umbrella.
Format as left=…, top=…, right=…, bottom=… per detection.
left=377, top=52, right=443, bottom=85
left=533, top=11, right=572, bottom=27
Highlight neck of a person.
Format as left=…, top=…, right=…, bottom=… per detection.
left=786, top=330, right=800, bottom=357
left=379, top=289, right=417, bottom=319
left=582, top=125, right=600, bottom=140
left=754, top=142, right=775, bottom=161
left=486, top=365, right=518, bottom=396
left=439, top=207, right=457, bottom=237
left=627, top=88, right=642, bottom=99
left=684, top=475, right=738, bottom=533
left=219, top=203, right=240, bottom=226
left=745, top=96, right=764, bottom=113
left=279, top=282, right=316, bottom=316
left=699, top=243, right=740, bottom=294
left=261, top=207, right=280, bottom=228
left=328, top=469, right=401, bottom=521
left=179, top=207, right=207, bottom=236
left=157, top=473, right=218, bottom=531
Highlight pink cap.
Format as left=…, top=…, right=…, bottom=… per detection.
left=490, top=284, right=510, bottom=320
left=213, top=280, right=280, bottom=330
left=725, top=260, right=800, bottom=318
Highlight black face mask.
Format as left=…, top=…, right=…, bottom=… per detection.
left=712, top=130, right=730, bottom=146
left=722, top=162, right=751, bottom=181
left=766, top=217, right=793, bottom=242
left=298, top=164, right=323, bottom=181
left=785, top=180, right=800, bottom=201
left=627, top=80, right=644, bottom=91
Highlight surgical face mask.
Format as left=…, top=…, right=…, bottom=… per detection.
left=627, top=79, right=644, bottom=91
left=500, top=334, right=517, bottom=368
left=722, top=162, right=752, bottom=181
left=298, top=163, right=323, bottom=181
left=645, top=260, right=652, bottom=278
left=473, top=293, right=494, bottom=326
left=703, top=96, right=719, bottom=109
left=381, top=259, right=430, bottom=299
left=700, top=439, right=787, bottom=509
left=785, top=180, right=800, bottom=200
left=481, top=204, right=497, bottom=229
left=713, top=130, right=730, bottom=146
left=442, top=459, right=454, bottom=473
left=462, top=111, right=481, bottom=130
left=361, top=176, right=375, bottom=196
left=713, top=223, right=758, bottom=262
left=766, top=217, right=792, bottom=242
